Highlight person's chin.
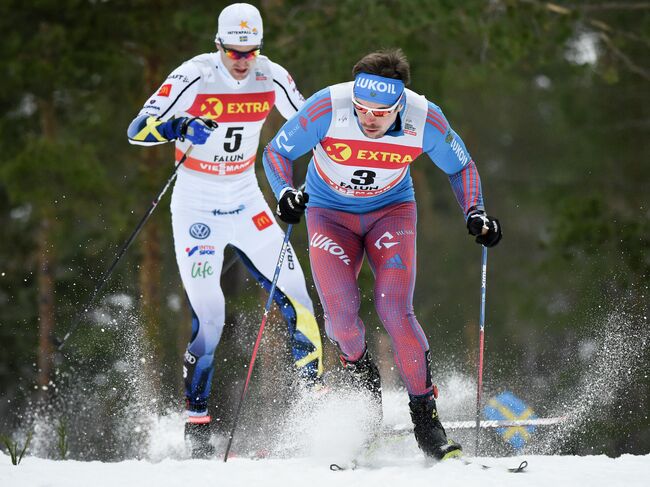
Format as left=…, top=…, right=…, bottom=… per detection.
left=363, top=127, right=382, bottom=138
left=232, top=68, right=250, bottom=80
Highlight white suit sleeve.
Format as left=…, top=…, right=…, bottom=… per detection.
left=128, top=61, right=202, bottom=145
left=269, top=60, right=305, bottom=119
left=137, top=61, right=202, bottom=121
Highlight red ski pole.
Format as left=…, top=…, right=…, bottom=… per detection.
left=223, top=223, right=294, bottom=462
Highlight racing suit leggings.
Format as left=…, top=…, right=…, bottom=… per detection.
left=172, top=204, right=323, bottom=414
left=306, top=201, right=433, bottom=397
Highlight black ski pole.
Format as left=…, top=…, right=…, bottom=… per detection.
left=223, top=223, right=295, bottom=462
left=474, top=245, right=488, bottom=455
left=54, top=145, right=195, bottom=351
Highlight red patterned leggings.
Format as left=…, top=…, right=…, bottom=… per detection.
left=306, top=201, right=433, bottom=396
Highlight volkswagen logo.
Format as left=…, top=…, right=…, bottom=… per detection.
left=189, top=223, right=210, bottom=240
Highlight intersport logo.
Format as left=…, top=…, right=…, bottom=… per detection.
left=310, top=233, right=351, bottom=265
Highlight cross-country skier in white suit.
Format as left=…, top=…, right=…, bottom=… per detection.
left=127, top=3, right=323, bottom=457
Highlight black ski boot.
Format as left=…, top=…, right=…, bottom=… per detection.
left=409, top=395, right=462, bottom=460
left=341, top=349, right=383, bottom=422
left=185, top=417, right=215, bottom=459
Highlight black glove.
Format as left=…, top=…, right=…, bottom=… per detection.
left=467, top=210, right=502, bottom=247
left=277, top=188, right=309, bottom=224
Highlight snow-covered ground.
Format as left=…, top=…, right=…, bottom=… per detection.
left=2, top=452, right=648, bottom=487
left=5, top=305, right=650, bottom=487
left=2, top=387, right=648, bottom=487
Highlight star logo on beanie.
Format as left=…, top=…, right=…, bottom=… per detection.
left=216, top=4, right=263, bottom=43
left=238, top=20, right=258, bottom=34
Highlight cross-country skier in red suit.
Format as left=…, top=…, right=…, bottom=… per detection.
left=127, top=3, right=323, bottom=458
left=262, top=49, right=502, bottom=460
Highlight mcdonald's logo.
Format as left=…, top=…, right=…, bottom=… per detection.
left=252, top=211, right=273, bottom=231
left=157, top=84, right=172, bottom=97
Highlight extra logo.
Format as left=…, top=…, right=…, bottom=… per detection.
left=185, top=245, right=216, bottom=257
left=199, top=97, right=224, bottom=119
left=189, top=93, right=274, bottom=122
left=189, top=223, right=211, bottom=240
left=310, top=233, right=351, bottom=265
left=321, top=137, right=419, bottom=166
left=325, top=142, right=352, bottom=162
left=252, top=211, right=273, bottom=231
left=374, top=231, right=400, bottom=249
left=191, top=261, right=214, bottom=279
left=157, top=84, right=172, bottom=97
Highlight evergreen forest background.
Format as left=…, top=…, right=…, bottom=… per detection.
left=0, top=0, right=648, bottom=460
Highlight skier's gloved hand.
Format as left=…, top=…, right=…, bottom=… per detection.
left=276, top=188, right=309, bottom=224
left=467, top=209, right=502, bottom=247
left=171, top=117, right=217, bottom=145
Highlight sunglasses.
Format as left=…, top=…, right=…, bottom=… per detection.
left=219, top=41, right=261, bottom=61
left=352, top=94, right=403, bottom=118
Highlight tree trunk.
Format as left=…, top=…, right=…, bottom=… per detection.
left=138, top=193, right=162, bottom=371
left=36, top=97, right=57, bottom=393
left=137, top=54, right=164, bottom=400
left=36, top=216, right=55, bottom=391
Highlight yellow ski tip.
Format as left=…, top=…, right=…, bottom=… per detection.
left=441, top=448, right=464, bottom=460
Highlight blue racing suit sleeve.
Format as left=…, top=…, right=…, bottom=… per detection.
left=422, top=101, right=484, bottom=217
left=263, top=88, right=332, bottom=199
